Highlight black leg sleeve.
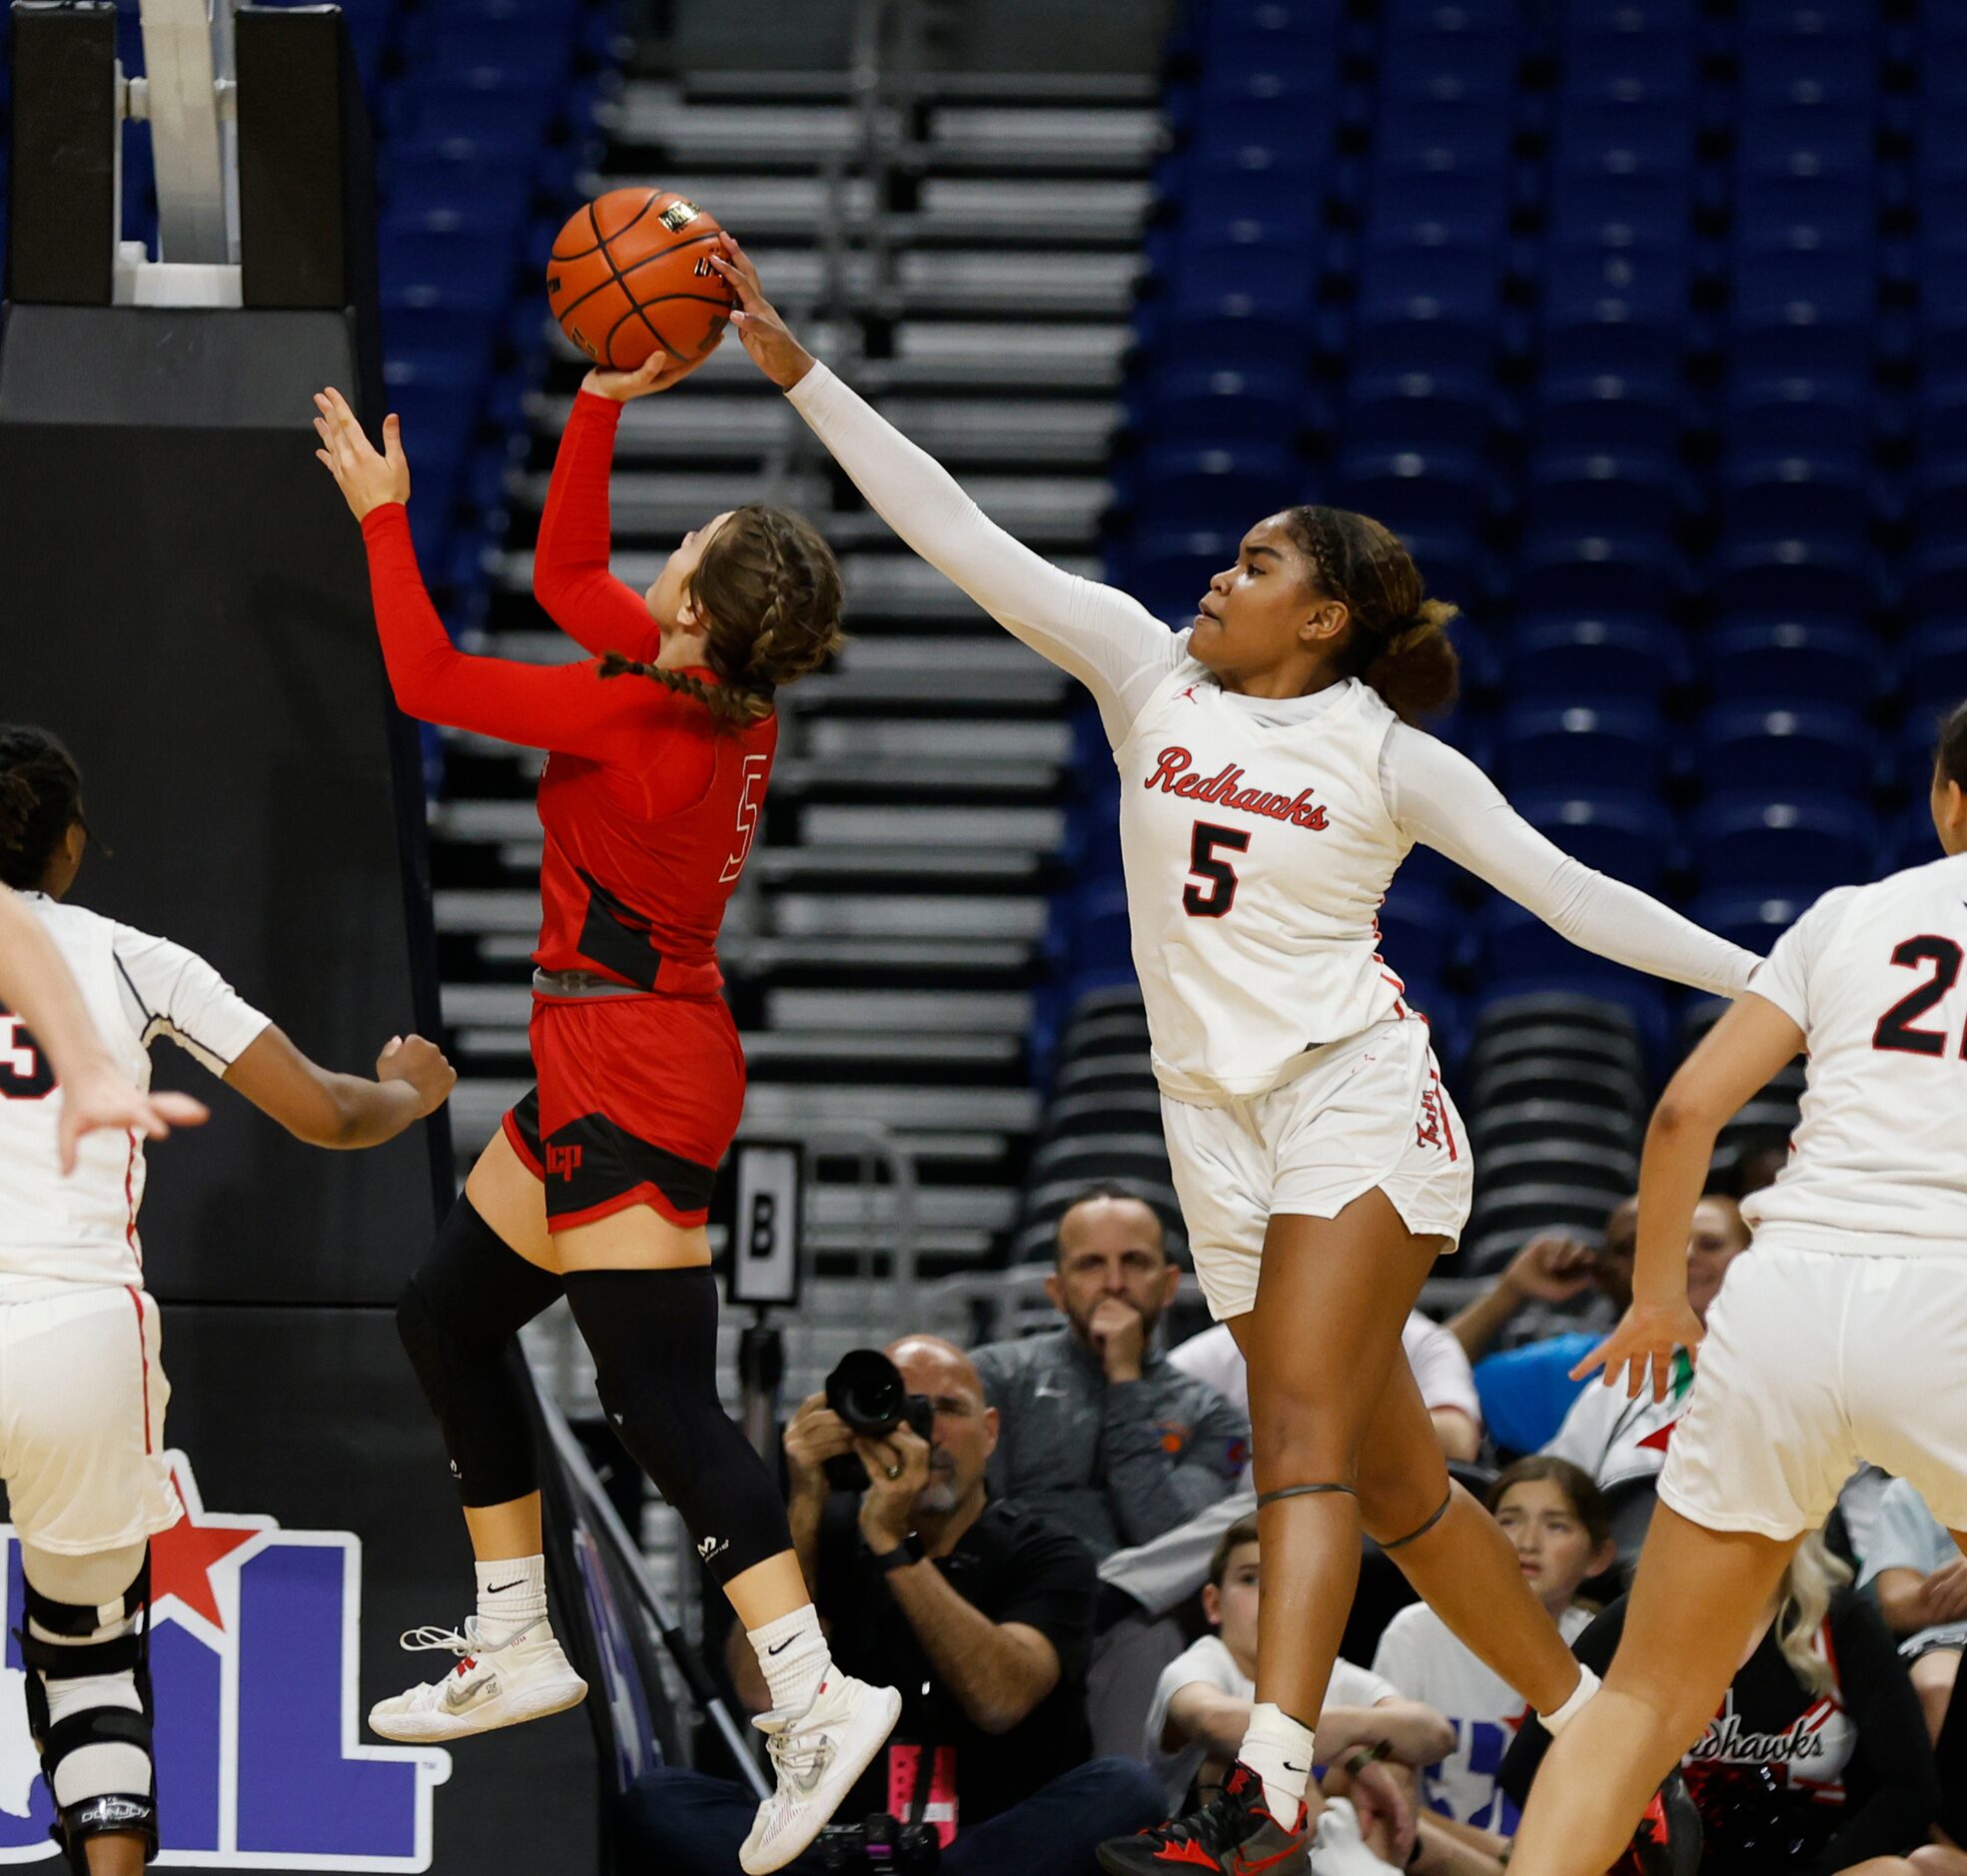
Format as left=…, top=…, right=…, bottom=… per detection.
left=562, top=1267, right=794, bottom=1586
left=398, top=1195, right=563, bottom=1508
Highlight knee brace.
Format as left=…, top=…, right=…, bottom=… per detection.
left=17, top=1554, right=156, bottom=1872
left=399, top=1196, right=563, bottom=1507
left=562, top=1268, right=792, bottom=1586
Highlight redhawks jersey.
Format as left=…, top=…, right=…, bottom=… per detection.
left=0, top=894, right=270, bottom=1287
left=533, top=707, right=777, bottom=993
left=1744, top=849, right=1967, bottom=1257
left=1116, top=669, right=1411, bottom=1103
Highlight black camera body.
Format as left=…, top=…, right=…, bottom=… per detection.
left=817, top=1813, right=940, bottom=1875
left=823, top=1350, right=934, bottom=1492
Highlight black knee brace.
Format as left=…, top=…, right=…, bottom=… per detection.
left=562, top=1268, right=792, bottom=1586
left=17, top=1555, right=157, bottom=1872
left=399, top=1196, right=563, bottom=1507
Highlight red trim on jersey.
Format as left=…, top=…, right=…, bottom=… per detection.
left=501, top=1108, right=546, bottom=1180
left=125, top=1287, right=153, bottom=1454
left=122, top=1128, right=141, bottom=1265
left=546, top=1182, right=711, bottom=1235
left=1429, top=1068, right=1460, bottom=1162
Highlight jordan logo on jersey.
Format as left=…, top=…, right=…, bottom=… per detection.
left=545, top=1143, right=585, bottom=1181
left=1143, top=747, right=1331, bottom=830
left=0, top=1452, right=449, bottom=1867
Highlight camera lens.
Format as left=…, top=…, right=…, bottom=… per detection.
left=825, top=1350, right=907, bottom=1436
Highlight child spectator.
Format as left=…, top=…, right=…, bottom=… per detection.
left=1151, top=1515, right=1496, bottom=1872
left=1860, top=1477, right=1967, bottom=1747
left=1371, top=1459, right=1614, bottom=1857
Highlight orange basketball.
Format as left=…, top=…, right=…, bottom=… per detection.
left=545, top=188, right=735, bottom=371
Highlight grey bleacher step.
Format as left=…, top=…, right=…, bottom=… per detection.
left=803, top=717, right=1071, bottom=762
left=469, top=931, right=1033, bottom=974
left=861, top=398, right=1118, bottom=466
left=768, top=893, right=1046, bottom=940
left=752, top=847, right=1045, bottom=884
left=679, top=70, right=1157, bottom=107
left=772, top=749, right=1065, bottom=790
left=603, top=91, right=904, bottom=165
left=926, top=105, right=1165, bottom=170
left=799, top=634, right=1071, bottom=707
left=527, top=469, right=833, bottom=535
left=593, top=173, right=880, bottom=240
left=868, top=322, right=1131, bottom=394
left=799, top=804, right=1064, bottom=847
left=913, top=178, right=1151, bottom=244
left=765, top=988, right=1032, bottom=1032
left=449, top=1025, right=1022, bottom=1070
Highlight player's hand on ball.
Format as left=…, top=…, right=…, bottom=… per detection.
left=312, top=388, right=411, bottom=519
left=706, top=234, right=814, bottom=390
left=375, top=1034, right=456, bottom=1116
left=1572, top=1299, right=1703, bottom=1403
left=580, top=351, right=710, bottom=402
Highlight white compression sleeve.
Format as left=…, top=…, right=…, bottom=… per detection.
left=785, top=362, right=1184, bottom=744
left=1382, top=725, right=1760, bottom=998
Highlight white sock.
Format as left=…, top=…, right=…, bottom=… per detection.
left=475, top=1554, right=548, bottom=1645
left=1237, top=1701, right=1315, bottom=1819
left=1537, top=1662, right=1601, bottom=1736
left=749, top=1603, right=831, bottom=1716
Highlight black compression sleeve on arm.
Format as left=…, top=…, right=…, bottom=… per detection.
left=1803, top=1596, right=1941, bottom=1875
left=562, top=1267, right=793, bottom=1587
left=398, top=1196, right=563, bottom=1508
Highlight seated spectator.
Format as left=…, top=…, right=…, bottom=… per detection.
left=1501, top=1530, right=1945, bottom=1876
left=1152, top=1512, right=1495, bottom=1875
left=1372, top=1459, right=1612, bottom=1857
left=1538, top=1194, right=1748, bottom=1559
left=1170, top=1310, right=1484, bottom=1463
left=633, top=1336, right=1164, bottom=1875
left=1453, top=1202, right=1634, bottom=1456
left=971, top=1184, right=1250, bottom=1559
left=1860, top=1477, right=1967, bottom=1747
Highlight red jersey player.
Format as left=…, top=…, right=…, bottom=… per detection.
left=314, top=361, right=900, bottom=1874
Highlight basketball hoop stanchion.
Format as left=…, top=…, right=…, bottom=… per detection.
left=722, top=1141, right=807, bottom=1464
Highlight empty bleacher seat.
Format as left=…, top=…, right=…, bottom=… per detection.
left=1509, top=615, right=1684, bottom=706
left=1692, top=793, right=1878, bottom=891
left=1699, top=704, right=1874, bottom=798
left=1513, top=790, right=1676, bottom=891
left=1706, top=617, right=1876, bottom=706
left=1499, top=701, right=1665, bottom=794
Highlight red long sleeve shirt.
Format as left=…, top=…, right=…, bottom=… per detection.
left=360, top=400, right=775, bottom=993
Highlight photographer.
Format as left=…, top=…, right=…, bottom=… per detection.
left=633, top=1335, right=1164, bottom=1874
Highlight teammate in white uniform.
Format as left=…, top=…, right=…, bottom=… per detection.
left=709, top=239, right=1756, bottom=1876
left=0, top=883, right=209, bottom=1170
left=1508, top=701, right=1967, bottom=1876
left=0, top=726, right=456, bottom=1876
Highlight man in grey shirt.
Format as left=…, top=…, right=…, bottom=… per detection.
left=970, top=1184, right=1250, bottom=1561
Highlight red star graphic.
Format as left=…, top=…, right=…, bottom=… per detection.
left=1637, top=1419, right=1679, bottom=1453
left=150, top=1483, right=261, bottom=1629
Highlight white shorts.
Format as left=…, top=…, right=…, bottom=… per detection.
left=1659, top=1244, right=1967, bottom=1539
left=0, top=1286, right=179, bottom=1555
left=1161, top=1016, right=1473, bottom=1323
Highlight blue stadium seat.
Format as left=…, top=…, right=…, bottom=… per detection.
left=1687, top=888, right=1814, bottom=954
left=1377, top=884, right=1454, bottom=988
left=378, top=225, right=521, bottom=308
left=1562, top=31, right=1698, bottom=103
left=1370, top=156, right=1513, bottom=242
left=1478, top=897, right=1647, bottom=988
left=1517, top=530, right=1684, bottom=615
left=1353, top=239, right=1501, bottom=376
left=1500, top=702, right=1666, bottom=793
left=1380, top=34, right=1520, bottom=108
left=1716, top=455, right=1872, bottom=552
left=1509, top=616, right=1685, bottom=707
left=1531, top=373, right=1684, bottom=454
left=1170, top=242, right=1319, bottom=320
left=1888, top=804, right=1944, bottom=874
left=1332, top=447, right=1488, bottom=539
left=1546, top=166, right=1693, bottom=247
left=1721, top=376, right=1871, bottom=457
left=1707, top=618, right=1877, bottom=706
left=1899, top=710, right=1955, bottom=793
left=1707, top=538, right=1875, bottom=620
left=1523, top=448, right=1686, bottom=540
left=1734, top=171, right=1876, bottom=246
left=1343, top=370, right=1494, bottom=453
left=1901, top=621, right=1967, bottom=707
left=1129, top=531, right=1237, bottom=624
left=1373, top=99, right=1517, bottom=169
left=1737, top=104, right=1876, bottom=178
left=1514, top=790, right=1677, bottom=890
left=1553, top=97, right=1696, bottom=172
left=1692, top=793, right=1878, bottom=891
left=1138, top=365, right=1312, bottom=452
left=1131, top=445, right=1297, bottom=534
left=1699, top=704, right=1874, bottom=797
left=1738, top=37, right=1878, bottom=109
left=400, top=17, right=572, bottom=81
left=1540, top=243, right=1692, bottom=378
left=396, top=77, right=563, bottom=143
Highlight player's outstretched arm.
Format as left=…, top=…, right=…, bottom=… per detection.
left=532, top=352, right=713, bottom=659
left=223, top=1026, right=456, bottom=1150
left=709, top=234, right=1183, bottom=744
left=0, top=885, right=209, bottom=1171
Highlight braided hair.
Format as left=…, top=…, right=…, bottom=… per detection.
left=600, top=504, right=845, bottom=725
left=0, top=725, right=84, bottom=891
left=1277, top=506, right=1461, bottom=723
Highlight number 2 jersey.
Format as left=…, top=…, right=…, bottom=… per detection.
left=787, top=361, right=1757, bottom=1104
left=360, top=390, right=776, bottom=996
left=0, top=892, right=269, bottom=1288
left=1744, top=848, right=1967, bottom=1257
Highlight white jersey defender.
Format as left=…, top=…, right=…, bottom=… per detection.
left=0, top=893, right=267, bottom=1555
left=1662, top=849, right=1967, bottom=1539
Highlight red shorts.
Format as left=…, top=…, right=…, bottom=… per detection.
left=501, top=992, right=745, bottom=1231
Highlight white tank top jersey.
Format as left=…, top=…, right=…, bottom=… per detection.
left=1743, top=849, right=1967, bottom=1258
left=0, top=893, right=270, bottom=1289
left=785, top=363, right=1757, bottom=1104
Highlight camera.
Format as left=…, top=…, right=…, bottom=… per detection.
left=822, top=1350, right=935, bottom=1493
left=817, top=1814, right=940, bottom=1875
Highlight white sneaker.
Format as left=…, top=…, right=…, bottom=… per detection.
left=738, top=1672, right=902, bottom=1875
left=1308, top=1796, right=1403, bottom=1873
left=367, top=1617, right=588, bottom=1743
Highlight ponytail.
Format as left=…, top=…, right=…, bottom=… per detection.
left=597, top=650, right=774, bottom=725
left=1359, top=599, right=1463, bottom=724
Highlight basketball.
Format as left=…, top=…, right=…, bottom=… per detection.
left=545, top=188, right=735, bottom=371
